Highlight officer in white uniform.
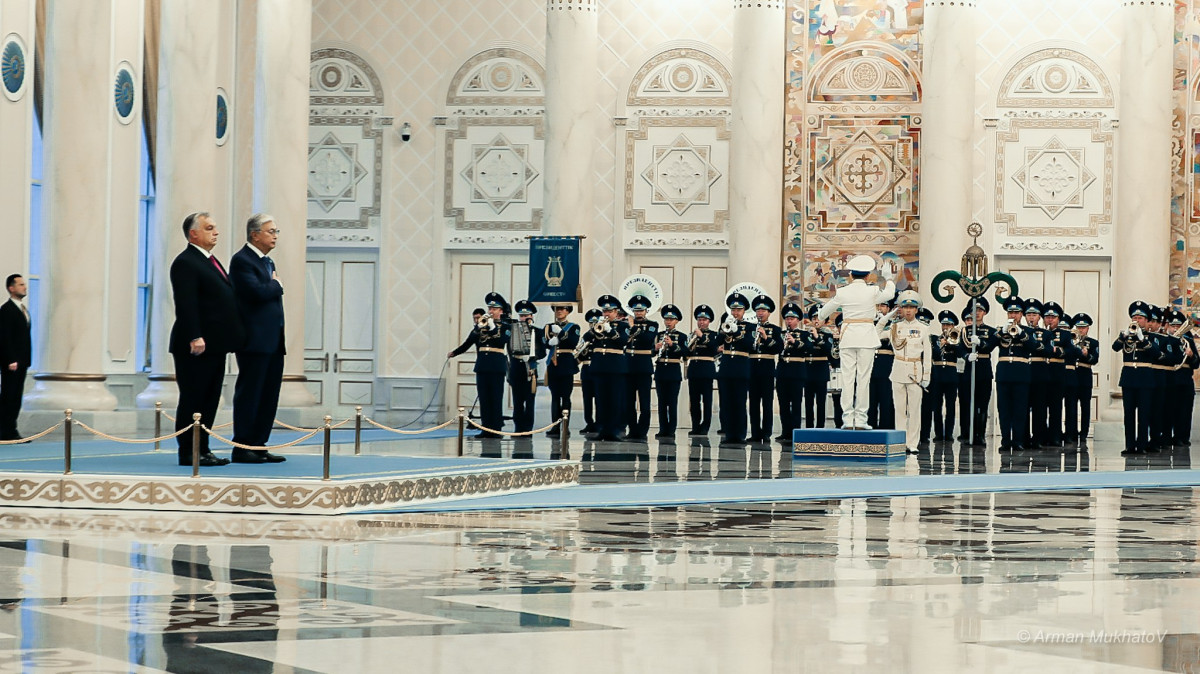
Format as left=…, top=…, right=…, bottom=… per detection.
left=817, top=255, right=897, bottom=429
left=889, top=290, right=931, bottom=453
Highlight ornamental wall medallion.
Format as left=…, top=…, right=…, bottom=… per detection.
left=459, top=133, right=539, bottom=215
left=1, top=35, right=26, bottom=101
left=641, top=133, right=721, bottom=216
left=308, top=132, right=369, bottom=213
left=444, top=117, right=545, bottom=230
left=996, top=47, right=1114, bottom=109
left=807, top=116, right=918, bottom=232
left=1010, top=135, right=1095, bottom=220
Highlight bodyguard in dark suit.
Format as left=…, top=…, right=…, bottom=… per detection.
left=449, top=293, right=510, bottom=438
left=687, top=305, right=718, bottom=435
left=169, top=213, right=246, bottom=466
left=0, top=274, right=31, bottom=441
left=228, top=214, right=287, bottom=463
left=542, top=303, right=580, bottom=438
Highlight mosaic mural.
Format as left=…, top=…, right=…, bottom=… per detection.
left=784, top=0, right=923, bottom=304
left=1177, top=0, right=1196, bottom=310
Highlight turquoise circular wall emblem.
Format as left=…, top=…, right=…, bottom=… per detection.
left=2, top=38, right=25, bottom=99
left=113, top=66, right=135, bottom=122
left=216, top=90, right=229, bottom=144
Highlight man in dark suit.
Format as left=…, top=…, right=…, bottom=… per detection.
left=0, top=274, right=32, bottom=442
left=228, top=213, right=287, bottom=464
left=170, top=212, right=246, bottom=467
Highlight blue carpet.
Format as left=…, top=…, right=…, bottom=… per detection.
left=794, top=428, right=905, bottom=444
left=380, top=469, right=1200, bottom=513
left=0, top=442, right=554, bottom=480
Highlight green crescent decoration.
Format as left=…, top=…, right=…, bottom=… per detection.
left=930, top=222, right=1018, bottom=304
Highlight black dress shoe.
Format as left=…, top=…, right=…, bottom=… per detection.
left=180, top=453, right=230, bottom=467
left=231, top=451, right=268, bottom=464
left=654, top=432, right=671, bottom=439
left=476, top=431, right=503, bottom=439
left=262, top=452, right=287, bottom=463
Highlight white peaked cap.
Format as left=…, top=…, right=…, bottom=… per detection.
left=847, top=255, right=875, bottom=273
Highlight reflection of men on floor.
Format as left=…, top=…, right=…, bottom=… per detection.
left=687, top=305, right=718, bottom=436
left=578, top=309, right=601, bottom=434
left=508, top=300, right=543, bottom=433
left=889, top=291, right=930, bottom=454
left=654, top=304, right=687, bottom=439
left=448, top=293, right=510, bottom=439
left=776, top=302, right=807, bottom=441
left=542, top=303, right=580, bottom=438
left=625, top=295, right=658, bottom=440
left=169, top=213, right=246, bottom=467
left=229, top=213, right=287, bottom=464
left=748, top=295, right=783, bottom=443
left=717, top=293, right=754, bottom=446
left=957, top=300, right=998, bottom=446
left=0, top=274, right=31, bottom=442
left=817, top=254, right=896, bottom=429
left=591, top=295, right=630, bottom=442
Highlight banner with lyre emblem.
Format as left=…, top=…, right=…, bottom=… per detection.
left=528, top=236, right=581, bottom=308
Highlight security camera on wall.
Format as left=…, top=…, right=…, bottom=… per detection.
left=400, top=122, right=411, bottom=142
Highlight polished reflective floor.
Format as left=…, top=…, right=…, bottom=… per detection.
left=0, top=480, right=1198, bottom=671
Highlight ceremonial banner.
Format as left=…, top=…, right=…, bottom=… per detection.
left=528, top=236, right=581, bottom=307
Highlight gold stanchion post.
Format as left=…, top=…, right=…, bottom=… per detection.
left=191, top=413, right=202, bottom=478
left=354, top=406, right=362, bottom=456
left=63, top=410, right=73, bottom=475
left=154, top=402, right=162, bottom=452
left=559, top=410, right=569, bottom=460
left=457, top=407, right=465, bottom=457
left=322, top=415, right=332, bottom=480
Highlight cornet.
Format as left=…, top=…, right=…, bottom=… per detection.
left=593, top=317, right=612, bottom=334
left=475, top=315, right=496, bottom=331
left=998, top=318, right=1022, bottom=347
left=721, top=314, right=738, bottom=334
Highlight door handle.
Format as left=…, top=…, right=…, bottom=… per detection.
left=323, top=352, right=330, bottom=372
left=333, top=354, right=339, bottom=373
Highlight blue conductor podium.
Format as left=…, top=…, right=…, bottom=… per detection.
left=793, top=428, right=907, bottom=459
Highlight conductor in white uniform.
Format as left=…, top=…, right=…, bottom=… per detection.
left=817, top=255, right=896, bottom=429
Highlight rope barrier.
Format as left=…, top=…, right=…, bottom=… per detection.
left=466, top=417, right=562, bottom=437
left=362, top=416, right=457, bottom=435
left=202, top=425, right=322, bottom=451
left=71, top=420, right=191, bottom=444
left=0, top=423, right=62, bottom=445
left=273, top=418, right=353, bottom=432
left=159, top=411, right=232, bottom=430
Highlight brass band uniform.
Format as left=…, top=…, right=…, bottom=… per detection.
left=717, top=292, right=755, bottom=445
left=915, top=307, right=935, bottom=444
left=929, top=310, right=963, bottom=442
left=625, top=295, right=658, bottom=440
left=1042, top=302, right=1072, bottom=447
left=957, top=300, right=998, bottom=446
left=1113, top=301, right=1159, bottom=455
left=1147, top=307, right=1182, bottom=450
left=449, top=293, right=511, bottom=439
left=995, top=297, right=1036, bottom=451
left=804, top=305, right=835, bottom=428
left=749, top=295, right=784, bottom=443
left=776, top=302, right=808, bottom=440
left=543, top=303, right=581, bottom=438
left=868, top=303, right=897, bottom=431
left=1167, top=309, right=1198, bottom=446
left=687, top=305, right=719, bottom=435
left=591, top=295, right=631, bottom=442
left=1023, top=299, right=1051, bottom=448
left=654, top=303, right=688, bottom=438
left=508, top=300, right=544, bottom=433
left=578, top=309, right=602, bottom=434
left=1067, top=313, right=1099, bottom=444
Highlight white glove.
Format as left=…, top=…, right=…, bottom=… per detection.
left=550, top=324, right=562, bottom=335
left=601, top=322, right=612, bottom=333
left=967, top=352, right=977, bottom=362
left=548, top=337, right=559, bottom=346
left=920, top=379, right=930, bottom=389
left=881, top=259, right=896, bottom=282
left=968, top=335, right=980, bottom=347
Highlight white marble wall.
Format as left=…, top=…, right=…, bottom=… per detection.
left=0, top=0, right=35, bottom=280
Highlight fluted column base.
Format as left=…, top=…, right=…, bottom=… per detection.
left=23, top=375, right=118, bottom=412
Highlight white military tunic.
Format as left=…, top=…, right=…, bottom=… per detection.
left=817, top=278, right=896, bottom=427
left=888, top=317, right=931, bottom=451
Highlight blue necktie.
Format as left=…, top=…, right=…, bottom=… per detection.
left=265, top=257, right=275, bottom=274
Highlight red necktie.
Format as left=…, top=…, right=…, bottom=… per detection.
left=210, top=256, right=228, bottom=280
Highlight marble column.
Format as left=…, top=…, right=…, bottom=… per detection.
left=135, top=0, right=219, bottom=409
left=24, top=0, right=137, bottom=413
left=729, top=0, right=785, bottom=298
left=1113, top=0, right=1173, bottom=316
left=0, top=0, right=35, bottom=278
left=917, top=0, right=975, bottom=310
left=253, top=0, right=315, bottom=407
left=543, top=0, right=598, bottom=294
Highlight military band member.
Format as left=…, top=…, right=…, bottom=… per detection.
left=654, top=304, right=688, bottom=439
left=804, top=306, right=835, bottom=428
left=868, top=302, right=897, bottom=431
left=1056, top=312, right=1079, bottom=445
left=776, top=302, right=808, bottom=441
left=624, top=295, right=659, bottom=440
left=687, top=305, right=719, bottom=436
left=591, top=295, right=631, bottom=442
left=994, top=297, right=1035, bottom=451
left=578, top=308, right=602, bottom=434
left=890, top=291, right=931, bottom=454
left=817, top=255, right=896, bottom=429
left=543, top=303, right=580, bottom=438
left=749, top=295, right=783, bottom=443
left=1068, top=312, right=1099, bottom=445
left=915, top=307, right=935, bottom=444
left=448, top=293, right=511, bottom=439
left=508, top=300, right=543, bottom=433
left=929, top=310, right=962, bottom=443
left=1169, top=310, right=1199, bottom=446
left=829, top=315, right=845, bottom=428
left=1148, top=306, right=1182, bottom=450
left=1042, top=302, right=1071, bottom=447
left=717, top=293, right=755, bottom=445
left=1114, top=301, right=1159, bottom=455
left=957, top=298, right=998, bottom=446
left=1023, top=299, right=1051, bottom=448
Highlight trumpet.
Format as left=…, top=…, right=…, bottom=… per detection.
left=721, top=314, right=738, bottom=334
left=475, top=315, right=496, bottom=332
left=1122, top=321, right=1144, bottom=342
left=593, top=317, right=612, bottom=334
left=998, top=319, right=1022, bottom=347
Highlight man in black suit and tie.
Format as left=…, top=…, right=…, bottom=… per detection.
left=228, top=213, right=287, bottom=463
left=0, top=274, right=32, bottom=442
left=170, top=212, right=246, bottom=466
